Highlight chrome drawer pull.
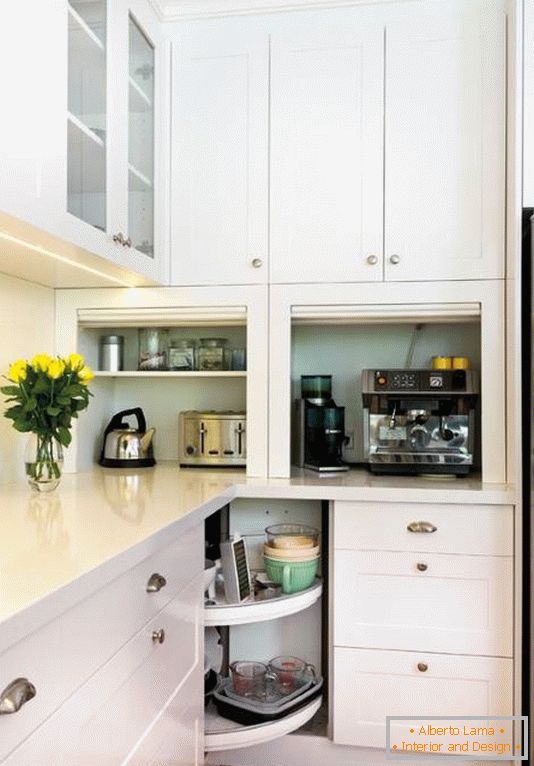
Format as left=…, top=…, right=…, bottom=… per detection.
left=0, top=678, right=36, bottom=715
left=152, top=629, right=165, bottom=645
left=146, top=573, right=167, bottom=593
left=416, top=562, right=428, bottom=572
left=417, top=663, right=428, bottom=673
left=407, top=521, right=437, bottom=534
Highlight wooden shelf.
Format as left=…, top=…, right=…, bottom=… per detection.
left=93, top=370, right=246, bottom=378
left=129, top=163, right=152, bottom=190
left=68, top=3, right=105, bottom=51
left=204, top=578, right=322, bottom=627
left=129, top=76, right=152, bottom=111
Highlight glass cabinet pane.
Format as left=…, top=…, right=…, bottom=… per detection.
left=128, top=16, right=155, bottom=258
left=67, top=0, right=107, bottom=231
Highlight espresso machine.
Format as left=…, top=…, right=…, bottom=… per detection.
left=362, top=368, right=478, bottom=475
left=293, top=375, right=349, bottom=472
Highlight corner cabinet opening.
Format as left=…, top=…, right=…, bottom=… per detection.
left=204, top=499, right=327, bottom=754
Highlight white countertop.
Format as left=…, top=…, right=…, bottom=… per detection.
left=0, top=463, right=515, bottom=652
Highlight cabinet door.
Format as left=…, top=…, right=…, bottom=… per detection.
left=384, top=0, right=505, bottom=281
left=172, top=24, right=269, bottom=286
left=270, top=19, right=384, bottom=284
left=334, top=550, right=513, bottom=656
left=333, top=648, right=513, bottom=748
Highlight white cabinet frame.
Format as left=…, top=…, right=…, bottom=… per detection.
left=55, top=285, right=268, bottom=476
left=269, top=281, right=506, bottom=482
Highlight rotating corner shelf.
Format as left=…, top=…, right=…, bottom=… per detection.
left=204, top=696, right=323, bottom=752
left=204, top=578, right=322, bottom=626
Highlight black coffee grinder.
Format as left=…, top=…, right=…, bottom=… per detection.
left=292, top=375, right=349, bottom=472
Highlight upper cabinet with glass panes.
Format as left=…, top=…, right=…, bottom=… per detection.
left=64, top=0, right=166, bottom=283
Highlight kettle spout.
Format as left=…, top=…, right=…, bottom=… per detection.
left=140, top=427, right=156, bottom=454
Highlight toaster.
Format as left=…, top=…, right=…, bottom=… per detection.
left=178, top=411, right=246, bottom=466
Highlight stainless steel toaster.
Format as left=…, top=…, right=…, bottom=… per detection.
left=178, top=411, right=246, bottom=466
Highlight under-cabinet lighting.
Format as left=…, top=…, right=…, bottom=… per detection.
left=0, top=230, right=133, bottom=286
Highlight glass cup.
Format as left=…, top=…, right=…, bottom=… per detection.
left=267, top=656, right=317, bottom=694
left=229, top=661, right=277, bottom=700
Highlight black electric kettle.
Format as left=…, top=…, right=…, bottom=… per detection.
left=99, top=408, right=156, bottom=468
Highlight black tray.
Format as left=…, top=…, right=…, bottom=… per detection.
left=212, top=678, right=323, bottom=725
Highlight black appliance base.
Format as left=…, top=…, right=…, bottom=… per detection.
left=99, top=458, right=156, bottom=468
left=368, top=463, right=471, bottom=476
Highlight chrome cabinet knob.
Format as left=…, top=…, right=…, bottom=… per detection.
left=251, top=258, right=263, bottom=268
left=416, top=562, right=428, bottom=572
left=0, top=678, right=36, bottom=715
left=112, top=232, right=125, bottom=245
left=152, top=629, right=165, bottom=644
left=389, top=254, right=401, bottom=265
left=366, top=254, right=379, bottom=265
left=417, top=663, right=428, bottom=673
left=407, top=521, right=437, bottom=534
left=146, top=573, right=167, bottom=593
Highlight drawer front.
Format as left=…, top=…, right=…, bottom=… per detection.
left=334, top=501, right=513, bottom=555
left=3, top=575, right=203, bottom=766
left=333, top=647, right=513, bottom=749
left=334, top=550, right=513, bottom=656
left=0, top=524, right=203, bottom=762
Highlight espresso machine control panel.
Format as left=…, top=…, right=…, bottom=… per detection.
left=370, top=369, right=475, bottom=394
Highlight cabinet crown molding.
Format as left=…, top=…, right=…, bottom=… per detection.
left=151, top=0, right=406, bottom=20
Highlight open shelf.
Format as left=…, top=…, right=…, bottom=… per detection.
left=94, top=370, right=247, bottom=378
left=204, top=578, right=322, bottom=627
left=204, top=696, right=323, bottom=752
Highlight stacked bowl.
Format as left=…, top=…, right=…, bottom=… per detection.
left=263, top=524, right=320, bottom=594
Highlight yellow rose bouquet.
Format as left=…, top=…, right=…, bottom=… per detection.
left=1, top=353, right=94, bottom=491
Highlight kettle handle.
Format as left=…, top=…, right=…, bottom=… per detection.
left=103, top=408, right=148, bottom=438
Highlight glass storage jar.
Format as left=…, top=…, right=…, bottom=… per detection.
left=197, top=338, right=227, bottom=371
left=168, top=339, right=196, bottom=371
left=138, top=328, right=169, bottom=371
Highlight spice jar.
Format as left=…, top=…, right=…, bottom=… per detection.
left=138, top=329, right=169, bottom=371
left=168, top=339, right=196, bottom=371
left=99, top=334, right=124, bottom=371
left=197, top=338, right=227, bottom=371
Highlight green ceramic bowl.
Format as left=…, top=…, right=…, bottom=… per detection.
left=264, top=555, right=319, bottom=594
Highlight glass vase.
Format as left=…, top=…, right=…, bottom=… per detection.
left=25, top=434, right=64, bottom=492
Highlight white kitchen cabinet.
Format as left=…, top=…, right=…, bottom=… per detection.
left=172, top=22, right=269, bottom=286
left=333, top=648, right=513, bottom=749
left=269, top=0, right=505, bottom=285
left=334, top=550, right=513, bottom=656
left=270, top=15, right=384, bottom=284
left=384, top=0, right=505, bottom=282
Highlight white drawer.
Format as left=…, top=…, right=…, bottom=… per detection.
left=0, top=524, right=203, bottom=762
left=333, top=647, right=513, bottom=749
left=334, top=550, right=513, bottom=656
left=334, top=501, right=513, bottom=555
left=3, top=575, right=203, bottom=766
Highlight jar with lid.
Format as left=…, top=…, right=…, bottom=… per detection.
left=197, top=338, right=227, bottom=371
left=168, top=339, right=197, bottom=371
left=138, top=329, right=169, bottom=371
left=99, top=334, right=124, bottom=371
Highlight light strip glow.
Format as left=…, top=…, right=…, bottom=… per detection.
left=0, top=230, right=134, bottom=286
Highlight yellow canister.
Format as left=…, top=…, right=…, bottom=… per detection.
left=452, top=356, right=470, bottom=370
left=432, top=356, right=452, bottom=370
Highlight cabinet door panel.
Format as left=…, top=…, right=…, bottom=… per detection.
left=384, top=0, right=505, bottom=281
left=334, top=550, right=513, bottom=656
left=333, top=647, right=513, bottom=748
left=270, top=22, right=383, bottom=284
left=172, top=26, right=268, bottom=285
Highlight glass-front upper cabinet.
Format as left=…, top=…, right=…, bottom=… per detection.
left=128, top=15, right=155, bottom=258
left=67, top=0, right=107, bottom=232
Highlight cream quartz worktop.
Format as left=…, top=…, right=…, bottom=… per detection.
left=0, top=463, right=514, bottom=654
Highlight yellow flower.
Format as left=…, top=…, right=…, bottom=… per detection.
left=66, top=353, right=85, bottom=371
left=47, top=359, right=65, bottom=380
left=77, top=365, right=94, bottom=385
left=8, top=359, right=27, bottom=383
left=31, top=353, right=52, bottom=373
